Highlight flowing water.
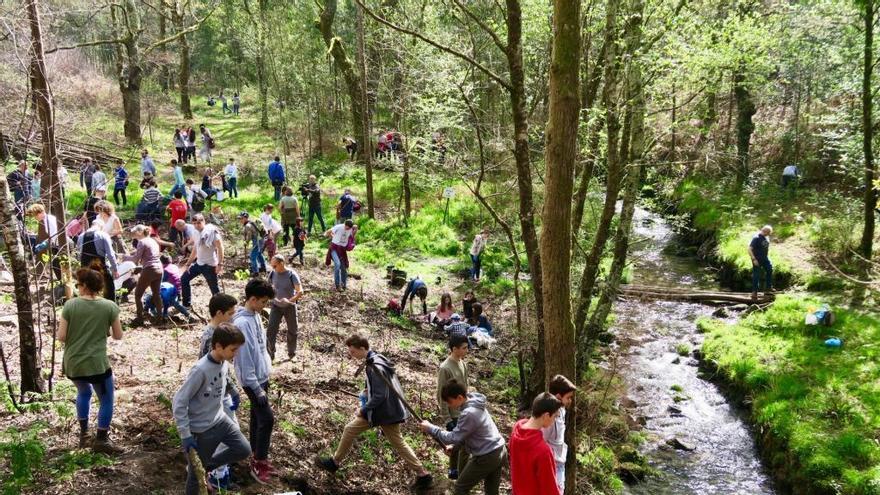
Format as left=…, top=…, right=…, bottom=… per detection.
left=617, top=208, right=777, bottom=495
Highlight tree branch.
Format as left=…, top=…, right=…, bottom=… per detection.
left=143, top=1, right=219, bottom=54
left=449, top=0, right=506, bottom=52
left=353, top=0, right=512, bottom=91
left=45, top=37, right=125, bottom=54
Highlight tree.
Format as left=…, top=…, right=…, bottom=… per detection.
left=859, top=0, right=877, bottom=287
left=242, top=0, right=270, bottom=129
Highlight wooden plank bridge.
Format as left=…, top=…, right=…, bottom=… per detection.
left=618, top=284, right=775, bottom=305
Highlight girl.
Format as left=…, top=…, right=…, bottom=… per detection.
left=113, top=162, right=129, bottom=206
left=58, top=268, right=123, bottom=453
left=431, top=292, right=455, bottom=330
left=292, top=217, right=306, bottom=265
left=96, top=200, right=127, bottom=255
left=173, top=128, right=186, bottom=163
left=124, top=225, right=165, bottom=327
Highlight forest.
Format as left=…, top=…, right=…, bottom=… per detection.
left=0, top=0, right=878, bottom=493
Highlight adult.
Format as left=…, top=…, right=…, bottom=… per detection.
left=169, top=159, right=186, bottom=198
left=268, top=156, right=286, bottom=201
left=173, top=219, right=199, bottom=257
left=400, top=277, right=428, bottom=315
left=239, top=212, right=267, bottom=276
left=77, top=219, right=120, bottom=302
left=96, top=200, right=126, bottom=255
left=748, top=225, right=774, bottom=301
left=80, top=158, right=96, bottom=197
left=325, top=220, right=356, bottom=292
left=186, top=127, right=198, bottom=164
left=303, top=175, right=325, bottom=234
left=219, top=91, right=230, bottom=114
left=180, top=214, right=224, bottom=307
left=201, top=166, right=218, bottom=199
left=278, top=186, right=300, bottom=246
left=200, top=124, right=214, bottom=162
left=266, top=254, right=303, bottom=361
left=377, top=130, right=388, bottom=158
left=343, top=137, right=357, bottom=160
left=173, top=129, right=186, bottom=163
left=336, top=188, right=356, bottom=223
left=113, top=162, right=129, bottom=207
left=225, top=158, right=239, bottom=199
left=125, top=225, right=165, bottom=326
left=469, top=229, right=489, bottom=282
left=58, top=268, right=123, bottom=453
left=782, top=164, right=800, bottom=193
left=26, top=203, right=61, bottom=281
left=8, top=160, right=31, bottom=215
left=83, top=188, right=106, bottom=224
left=434, top=335, right=471, bottom=480
left=91, top=163, right=108, bottom=196
left=232, top=92, right=241, bottom=115
left=141, top=149, right=157, bottom=177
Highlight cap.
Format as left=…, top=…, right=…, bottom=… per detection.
left=451, top=313, right=461, bottom=321
left=238, top=212, right=249, bottom=218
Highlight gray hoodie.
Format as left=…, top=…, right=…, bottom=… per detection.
left=172, top=354, right=236, bottom=439
left=430, top=392, right=505, bottom=456
left=232, top=307, right=272, bottom=393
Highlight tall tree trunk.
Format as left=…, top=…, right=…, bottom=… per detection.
left=355, top=4, right=375, bottom=219
left=178, top=14, right=192, bottom=119
left=733, top=64, right=755, bottom=188
left=541, top=0, right=580, bottom=492
left=257, top=0, right=269, bottom=129
left=860, top=0, right=876, bottom=282
left=506, top=0, right=545, bottom=397
left=114, top=0, right=143, bottom=145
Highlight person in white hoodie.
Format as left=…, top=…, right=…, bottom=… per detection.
left=232, top=278, right=276, bottom=484
left=543, top=375, right=577, bottom=494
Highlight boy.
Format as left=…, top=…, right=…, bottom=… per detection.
left=437, top=334, right=470, bottom=480
left=292, top=217, right=306, bottom=265
left=509, top=393, right=562, bottom=495
left=400, top=276, right=428, bottom=315
left=167, top=191, right=188, bottom=245
left=544, top=375, right=576, bottom=494
left=142, top=281, right=193, bottom=322
left=200, top=293, right=239, bottom=357
left=419, top=380, right=506, bottom=495
left=266, top=254, right=303, bottom=361
left=238, top=212, right=267, bottom=276
left=317, top=334, right=433, bottom=490
left=233, top=279, right=277, bottom=483
left=173, top=324, right=251, bottom=495
left=444, top=314, right=471, bottom=341
left=113, top=162, right=128, bottom=206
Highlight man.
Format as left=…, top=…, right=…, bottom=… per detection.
left=317, top=334, right=433, bottom=490
left=239, top=212, right=266, bottom=276
left=8, top=160, right=32, bottom=216
left=80, top=158, right=96, bottom=196
left=400, top=276, right=428, bottom=315
left=26, top=203, right=62, bottom=281
left=268, top=156, right=286, bottom=202
left=77, top=218, right=120, bottom=301
left=303, top=175, right=325, bottom=234
left=782, top=164, right=800, bottom=193
left=173, top=219, right=199, bottom=257
left=181, top=214, right=224, bottom=308
left=509, top=393, right=563, bottom=495
left=343, top=137, right=357, bottom=160
left=266, top=254, right=303, bottom=361
left=419, top=380, right=506, bottom=495
left=436, top=335, right=470, bottom=480
left=141, top=149, right=157, bottom=177
left=336, top=188, right=356, bottom=223
left=748, top=225, right=773, bottom=301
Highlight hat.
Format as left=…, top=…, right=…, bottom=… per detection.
left=451, top=313, right=461, bottom=321
left=238, top=212, right=249, bottom=218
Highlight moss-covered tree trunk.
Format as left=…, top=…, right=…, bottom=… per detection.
left=733, top=64, right=756, bottom=188
left=355, top=4, right=375, bottom=219
left=541, top=0, right=580, bottom=492
left=859, top=0, right=876, bottom=283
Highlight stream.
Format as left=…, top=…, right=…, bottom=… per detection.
left=616, top=208, right=777, bottom=495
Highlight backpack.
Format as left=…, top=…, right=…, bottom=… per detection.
left=191, top=193, right=205, bottom=213
left=208, top=137, right=216, bottom=149
left=250, top=220, right=267, bottom=238
left=353, top=200, right=362, bottom=213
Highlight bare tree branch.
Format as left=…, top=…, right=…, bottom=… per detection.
left=144, top=1, right=219, bottom=54
left=449, top=0, right=506, bottom=52
left=45, top=37, right=125, bottom=54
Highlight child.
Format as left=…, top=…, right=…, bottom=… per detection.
left=113, top=162, right=128, bottom=206
left=143, top=281, right=193, bottom=322
left=419, top=380, right=506, bottom=494
left=444, top=314, right=471, bottom=341
left=509, top=393, right=562, bottom=495
left=173, top=323, right=251, bottom=495
left=543, top=375, right=577, bottom=494
left=266, top=255, right=303, bottom=361
left=260, top=204, right=281, bottom=258
left=167, top=191, right=188, bottom=245
left=462, top=291, right=477, bottom=320
left=317, top=334, right=433, bottom=489
left=468, top=302, right=493, bottom=337
left=292, top=217, right=306, bottom=265
left=400, top=277, right=428, bottom=315
left=238, top=212, right=267, bottom=276
left=436, top=335, right=470, bottom=480
left=233, top=279, right=277, bottom=483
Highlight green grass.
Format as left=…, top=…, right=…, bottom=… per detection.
left=700, top=295, right=880, bottom=494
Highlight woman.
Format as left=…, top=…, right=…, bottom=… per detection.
left=186, top=127, right=198, bottom=164
left=58, top=268, right=123, bottom=453
left=173, top=128, right=186, bottom=163
left=96, top=200, right=126, bottom=254
left=430, top=292, right=455, bottom=329
left=467, top=301, right=493, bottom=337
left=124, top=225, right=164, bottom=326
left=469, top=228, right=489, bottom=282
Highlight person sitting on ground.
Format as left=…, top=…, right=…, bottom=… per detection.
left=431, top=292, right=455, bottom=329
left=59, top=268, right=123, bottom=454
left=173, top=323, right=251, bottom=495
left=239, top=212, right=267, bottom=276
left=124, top=225, right=165, bottom=327
left=266, top=254, right=303, bottom=361
left=186, top=179, right=207, bottom=214
left=748, top=224, right=774, bottom=301
left=444, top=314, right=471, bottom=341
left=435, top=334, right=470, bottom=481
left=462, top=291, right=478, bottom=320
left=418, top=380, right=506, bottom=494
left=292, top=217, right=306, bottom=265
left=400, top=276, right=428, bottom=315
left=137, top=179, right=163, bottom=222
left=201, top=167, right=218, bottom=199
left=467, top=302, right=493, bottom=337
left=509, top=393, right=563, bottom=494
left=317, top=334, right=434, bottom=490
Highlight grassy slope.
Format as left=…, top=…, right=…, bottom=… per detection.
left=699, top=296, right=880, bottom=494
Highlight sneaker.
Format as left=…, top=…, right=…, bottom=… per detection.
left=250, top=459, right=272, bottom=484
left=316, top=456, right=339, bottom=473
left=128, top=317, right=145, bottom=328
left=448, top=468, right=458, bottom=480
left=263, top=460, right=280, bottom=475
left=412, top=474, right=433, bottom=489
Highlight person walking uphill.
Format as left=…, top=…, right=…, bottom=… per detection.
left=239, top=212, right=267, bottom=276
left=317, top=334, right=434, bottom=490
left=59, top=268, right=124, bottom=454
left=268, top=156, right=286, bottom=201
left=173, top=323, right=251, bottom=495
left=233, top=279, right=278, bottom=484
left=303, top=175, right=325, bottom=234
left=749, top=225, right=774, bottom=301
left=266, top=255, right=303, bottom=361
left=325, top=220, right=357, bottom=291
left=419, top=380, right=506, bottom=495
left=278, top=186, right=300, bottom=246
left=181, top=214, right=224, bottom=308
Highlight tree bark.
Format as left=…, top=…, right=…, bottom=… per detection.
left=859, top=0, right=876, bottom=282
left=176, top=9, right=193, bottom=119
left=541, top=0, right=580, bottom=492
left=733, top=64, right=755, bottom=188
left=355, top=4, right=376, bottom=219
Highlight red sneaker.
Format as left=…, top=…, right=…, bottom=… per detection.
left=250, top=459, right=272, bottom=484
left=263, top=460, right=280, bottom=475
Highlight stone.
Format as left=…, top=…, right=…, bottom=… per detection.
left=686, top=359, right=700, bottom=367
left=620, top=397, right=638, bottom=409
left=625, top=415, right=643, bottom=431
left=667, top=405, right=682, bottom=415
left=618, top=462, right=649, bottom=482
left=712, top=307, right=729, bottom=318
left=665, top=437, right=696, bottom=451
left=671, top=356, right=681, bottom=364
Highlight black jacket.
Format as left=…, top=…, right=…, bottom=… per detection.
left=362, top=351, right=408, bottom=426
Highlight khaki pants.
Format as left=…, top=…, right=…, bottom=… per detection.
left=333, top=416, right=423, bottom=472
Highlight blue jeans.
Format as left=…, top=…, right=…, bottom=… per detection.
left=470, top=254, right=482, bottom=280
left=752, top=258, right=773, bottom=292
left=249, top=240, right=266, bottom=274
left=307, top=205, right=325, bottom=234
left=72, top=372, right=114, bottom=430
left=168, top=183, right=186, bottom=198
left=144, top=292, right=190, bottom=318
left=331, top=249, right=347, bottom=289
left=181, top=263, right=220, bottom=307
left=227, top=178, right=238, bottom=198
left=272, top=182, right=283, bottom=202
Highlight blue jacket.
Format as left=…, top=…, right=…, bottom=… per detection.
left=268, top=161, right=285, bottom=183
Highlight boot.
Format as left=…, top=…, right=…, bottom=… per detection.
left=78, top=419, right=90, bottom=448
left=92, top=429, right=123, bottom=455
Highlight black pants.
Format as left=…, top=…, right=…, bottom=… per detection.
left=113, top=188, right=127, bottom=206
left=401, top=283, right=428, bottom=314
left=176, top=147, right=185, bottom=163
left=244, top=381, right=274, bottom=460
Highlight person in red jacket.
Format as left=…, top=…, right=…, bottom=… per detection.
left=509, top=392, right=562, bottom=495
left=167, top=191, right=188, bottom=245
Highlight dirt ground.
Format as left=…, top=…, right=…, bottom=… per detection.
left=0, top=238, right=521, bottom=494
